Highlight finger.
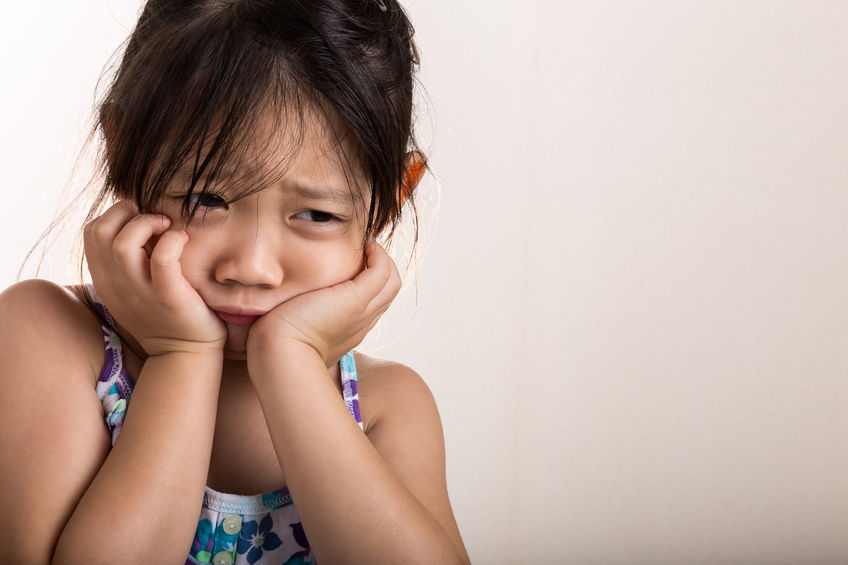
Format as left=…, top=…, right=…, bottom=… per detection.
left=354, top=240, right=401, bottom=308
left=370, top=267, right=401, bottom=309
left=112, top=213, right=172, bottom=282
left=366, top=259, right=401, bottom=311
left=149, top=229, right=190, bottom=299
left=89, top=200, right=142, bottom=243
left=84, top=200, right=138, bottom=251
left=364, top=307, right=387, bottom=334
left=84, top=201, right=142, bottom=278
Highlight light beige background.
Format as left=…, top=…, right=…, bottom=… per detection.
left=2, top=1, right=847, bottom=564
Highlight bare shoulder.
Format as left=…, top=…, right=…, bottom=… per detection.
left=0, top=280, right=111, bottom=561
left=353, top=352, right=470, bottom=563
left=352, top=352, right=439, bottom=434
left=0, top=279, right=104, bottom=381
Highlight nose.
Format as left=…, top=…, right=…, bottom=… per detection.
left=213, top=216, right=284, bottom=289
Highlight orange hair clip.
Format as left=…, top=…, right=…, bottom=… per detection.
left=398, top=160, right=426, bottom=206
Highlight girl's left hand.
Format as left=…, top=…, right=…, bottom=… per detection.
left=246, top=240, right=401, bottom=374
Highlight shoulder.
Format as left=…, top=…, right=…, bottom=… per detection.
left=0, top=279, right=105, bottom=381
left=353, top=352, right=440, bottom=435
left=353, top=351, right=446, bottom=465
left=0, top=280, right=112, bottom=562
left=352, top=352, right=471, bottom=562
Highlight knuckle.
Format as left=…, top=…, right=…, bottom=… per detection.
left=150, top=238, right=180, bottom=267
left=389, top=278, right=401, bottom=294
left=89, top=219, right=112, bottom=241
left=112, top=235, right=134, bottom=257
left=149, top=249, right=175, bottom=267
left=127, top=213, right=154, bottom=228
left=139, top=213, right=165, bottom=227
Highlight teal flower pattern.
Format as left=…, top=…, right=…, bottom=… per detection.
left=190, top=519, right=215, bottom=562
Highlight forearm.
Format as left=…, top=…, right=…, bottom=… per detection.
left=251, top=348, right=464, bottom=565
left=52, top=351, right=222, bottom=565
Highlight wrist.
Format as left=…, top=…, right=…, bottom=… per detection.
left=140, top=349, right=224, bottom=387
left=246, top=336, right=327, bottom=383
left=142, top=338, right=226, bottom=360
left=145, top=347, right=225, bottom=368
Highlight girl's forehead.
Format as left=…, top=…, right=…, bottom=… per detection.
left=269, top=105, right=361, bottom=165
left=285, top=123, right=360, bottom=187
left=181, top=110, right=368, bottom=199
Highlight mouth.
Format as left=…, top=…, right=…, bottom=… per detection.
left=213, top=309, right=264, bottom=325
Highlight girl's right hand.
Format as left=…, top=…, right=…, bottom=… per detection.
left=84, top=200, right=227, bottom=358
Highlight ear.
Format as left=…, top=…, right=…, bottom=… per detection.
left=398, top=151, right=427, bottom=207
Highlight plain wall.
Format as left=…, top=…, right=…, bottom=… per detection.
left=2, top=1, right=847, bottom=563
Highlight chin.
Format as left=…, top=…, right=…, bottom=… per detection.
left=222, top=320, right=251, bottom=359
left=224, top=336, right=248, bottom=360
left=224, top=349, right=248, bottom=361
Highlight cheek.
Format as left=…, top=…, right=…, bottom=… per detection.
left=294, top=241, right=364, bottom=288
left=334, top=246, right=366, bottom=283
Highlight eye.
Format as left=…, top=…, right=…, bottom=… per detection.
left=187, top=192, right=228, bottom=209
left=294, top=210, right=339, bottom=224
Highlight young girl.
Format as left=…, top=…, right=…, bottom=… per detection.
left=0, top=1, right=469, bottom=564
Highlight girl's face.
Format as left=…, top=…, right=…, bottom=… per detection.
left=157, top=124, right=370, bottom=360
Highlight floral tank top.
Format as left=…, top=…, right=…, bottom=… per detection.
left=88, top=286, right=364, bottom=565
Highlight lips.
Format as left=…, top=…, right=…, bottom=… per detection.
left=213, top=309, right=264, bottom=325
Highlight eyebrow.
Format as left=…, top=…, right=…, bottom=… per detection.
left=292, top=182, right=354, bottom=204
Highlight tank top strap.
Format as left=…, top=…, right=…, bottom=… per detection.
left=340, top=351, right=364, bottom=430
left=87, top=284, right=134, bottom=446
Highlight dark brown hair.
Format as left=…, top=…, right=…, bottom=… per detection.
left=92, top=0, right=425, bottom=240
